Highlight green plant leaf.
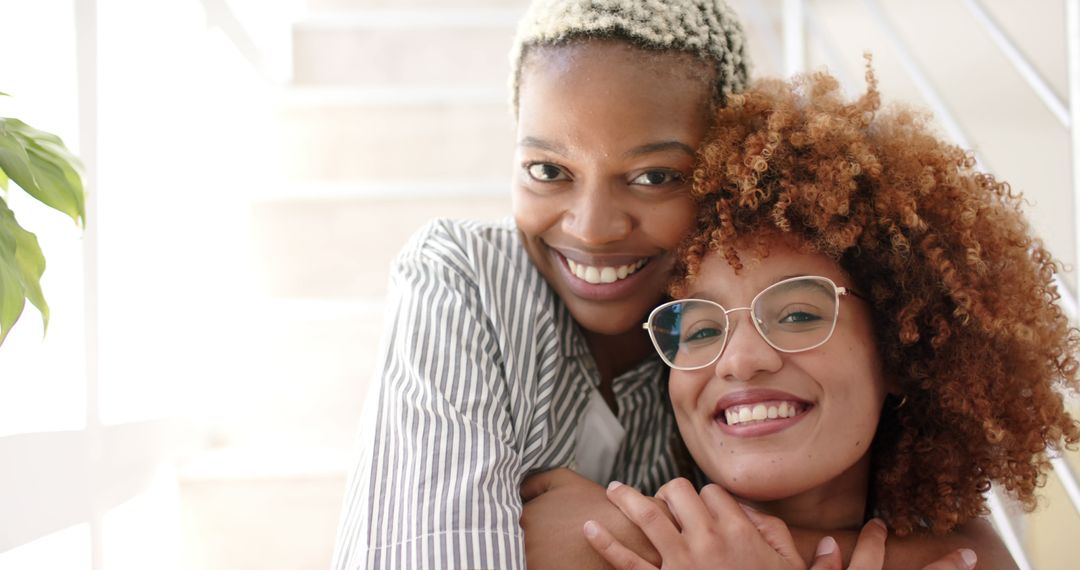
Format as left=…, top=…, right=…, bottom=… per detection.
left=0, top=122, right=40, bottom=194
left=0, top=200, right=26, bottom=346
left=10, top=219, right=47, bottom=328
left=0, top=164, right=8, bottom=191
left=0, top=261, right=26, bottom=346
left=0, top=197, right=48, bottom=346
left=0, top=118, right=85, bottom=225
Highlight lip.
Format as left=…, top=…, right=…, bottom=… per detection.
left=712, top=389, right=813, bottom=438
left=546, top=245, right=661, bottom=301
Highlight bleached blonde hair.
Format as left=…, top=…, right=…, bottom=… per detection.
left=509, top=0, right=750, bottom=111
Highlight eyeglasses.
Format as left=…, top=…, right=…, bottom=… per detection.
left=642, top=276, right=862, bottom=370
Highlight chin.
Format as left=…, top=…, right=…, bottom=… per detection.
left=711, top=464, right=797, bottom=502
left=576, top=317, right=640, bottom=337
left=571, top=305, right=647, bottom=337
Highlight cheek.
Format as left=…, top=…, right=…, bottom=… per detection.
left=511, top=189, right=561, bottom=239
left=641, top=196, right=696, bottom=247
left=668, top=372, right=707, bottom=424
left=821, top=351, right=887, bottom=425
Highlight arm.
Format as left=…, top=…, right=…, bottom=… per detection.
left=521, top=468, right=665, bottom=570
left=790, top=518, right=1013, bottom=570
left=332, top=237, right=526, bottom=570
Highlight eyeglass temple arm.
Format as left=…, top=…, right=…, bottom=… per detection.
left=839, top=286, right=868, bottom=301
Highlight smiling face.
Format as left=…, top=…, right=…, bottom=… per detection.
left=513, top=41, right=711, bottom=338
left=669, top=238, right=888, bottom=530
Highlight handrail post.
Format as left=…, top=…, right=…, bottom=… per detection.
left=783, top=0, right=806, bottom=76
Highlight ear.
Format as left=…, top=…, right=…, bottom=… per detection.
left=886, top=380, right=902, bottom=397
left=885, top=392, right=908, bottom=412
left=882, top=373, right=906, bottom=408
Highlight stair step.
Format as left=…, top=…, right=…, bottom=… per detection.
left=181, top=474, right=344, bottom=570
left=308, top=0, right=526, bottom=10
left=253, top=178, right=508, bottom=201
left=292, top=9, right=522, bottom=86
left=250, top=194, right=513, bottom=298
left=276, top=88, right=515, bottom=181
left=219, top=302, right=385, bottom=451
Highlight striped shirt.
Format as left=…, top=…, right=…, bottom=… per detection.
left=332, top=218, right=680, bottom=570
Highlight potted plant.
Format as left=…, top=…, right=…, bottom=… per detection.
left=0, top=92, right=86, bottom=345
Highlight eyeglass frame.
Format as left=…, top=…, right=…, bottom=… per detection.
left=642, top=275, right=865, bottom=371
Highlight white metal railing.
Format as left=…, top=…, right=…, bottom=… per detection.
left=74, top=0, right=103, bottom=567
left=962, top=0, right=1070, bottom=128
left=1068, top=0, right=1080, bottom=324
left=781, top=1, right=1080, bottom=568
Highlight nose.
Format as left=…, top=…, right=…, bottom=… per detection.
left=562, top=181, right=633, bottom=246
left=712, top=310, right=783, bottom=382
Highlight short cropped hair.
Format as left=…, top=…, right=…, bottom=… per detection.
left=677, top=64, right=1080, bottom=535
left=509, top=0, right=750, bottom=111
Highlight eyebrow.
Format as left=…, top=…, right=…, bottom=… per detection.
left=624, top=141, right=696, bottom=159
left=517, top=137, right=695, bottom=160
left=518, top=136, right=568, bottom=157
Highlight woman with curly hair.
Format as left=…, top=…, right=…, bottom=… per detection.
left=583, top=64, right=1080, bottom=569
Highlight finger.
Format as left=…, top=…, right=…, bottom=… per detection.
left=921, top=549, right=978, bottom=570
left=808, top=536, right=842, bottom=570
left=606, top=481, right=683, bottom=549
left=734, top=501, right=804, bottom=567
left=847, top=519, right=887, bottom=569
left=698, top=482, right=744, bottom=521
left=654, top=478, right=713, bottom=533
left=520, top=467, right=584, bottom=502
left=583, top=520, right=660, bottom=570
left=647, top=496, right=678, bottom=526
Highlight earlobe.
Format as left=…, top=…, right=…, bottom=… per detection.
left=884, top=391, right=908, bottom=411
left=881, top=373, right=906, bottom=408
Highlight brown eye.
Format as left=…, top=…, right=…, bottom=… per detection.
left=631, top=169, right=684, bottom=186
left=527, top=163, right=568, bottom=181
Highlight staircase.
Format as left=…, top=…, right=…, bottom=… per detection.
left=180, top=2, right=525, bottom=568
left=178, top=1, right=1080, bottom=568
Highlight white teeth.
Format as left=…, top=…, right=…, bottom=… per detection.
left=566, top=258, right=649, bottom=285
left=724, top=401, right=803, bottom=426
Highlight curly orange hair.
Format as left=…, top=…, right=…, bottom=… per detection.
left=675, top=64, right=1080, bottom=535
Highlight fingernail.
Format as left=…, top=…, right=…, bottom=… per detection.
left=583, top=520, right=598, bottom=538
left=607, top=480, right=623, bottom=491
left=959, top=549, right=977, bottom=568
left=816, top=536, right=837, bottom=557
left=869, top=517, right=886, bottom=531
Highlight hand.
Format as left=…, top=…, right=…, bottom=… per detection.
left=919, top=549, right=979, bottom=570
left=806, top=517, right=888, bottom=570
left=584, top=478, right=894, bottom=570
left=520, top=468, right=666, bottom=570
left=835, top=517, right=999, bottom=570
left=585, top=478, right=803, bottom=569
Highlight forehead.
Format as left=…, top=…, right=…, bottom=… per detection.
left=517, top=40, right=713, bottom=115
left=689, top=242, right=848, bottom=300
left=516, top=41, right=713, bottom=150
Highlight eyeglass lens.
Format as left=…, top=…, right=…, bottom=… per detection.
left=650, top=277, right=839, bottom=369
